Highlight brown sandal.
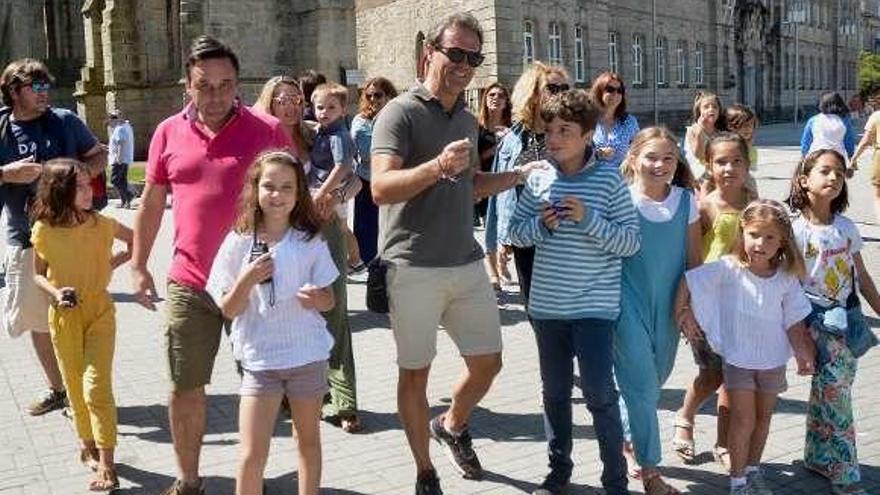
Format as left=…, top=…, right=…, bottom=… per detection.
left=340, top=414, right=363, bottom=433
left=88, top=464, right=119, bottom=492
left=671, top=418, right=695, bottom=463
left=642, top=470, right=681, bottom=495
left=79, top=447, right=99, bottom=472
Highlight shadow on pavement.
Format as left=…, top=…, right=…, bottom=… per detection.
left=657, top=388, right=809, bottom=416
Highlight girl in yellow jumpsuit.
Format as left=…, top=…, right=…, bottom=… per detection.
left=30, top=158, right=132, bottom=491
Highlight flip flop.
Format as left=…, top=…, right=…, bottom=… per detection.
left=643, top=470, right=682, bottom=495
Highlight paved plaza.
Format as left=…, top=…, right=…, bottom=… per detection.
left=0, top=123, right=878, bottom=494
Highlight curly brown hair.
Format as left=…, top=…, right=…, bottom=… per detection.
left=358, top=77, right=398, bottom=120
left=30, top=158, right=94, bottom=227
left=233, top=151, right=321, bottom=239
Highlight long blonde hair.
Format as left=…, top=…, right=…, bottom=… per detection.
left=620, top=126, right=695, bottom=190
left=254, top=75, right=300, bottom=114
left=730, top=199, right=806, bottom=277
left=511, top=62, right=569, bottom=130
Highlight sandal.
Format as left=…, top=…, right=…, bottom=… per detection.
left=79, top=447, right=100, bottom=472
left=713, top=445, right=731, bottom=472
left=642, top=469, right=681, bottom=495
left=88, top=464, right=119, bottom=492
left=623, top=441, right=641, bottom=479
left=671, top=418, right=695, bottom=463
left=340, top=414, right=363, bottom=433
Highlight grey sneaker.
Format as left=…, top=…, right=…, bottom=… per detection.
left=429, top=415, right=483, bottom=479
left=26, top=388, right=67, bottom=416
left=747, top=469, right=774, bottom=495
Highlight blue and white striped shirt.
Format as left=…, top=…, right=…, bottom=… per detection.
left=508, top=156, right=640, bottom=320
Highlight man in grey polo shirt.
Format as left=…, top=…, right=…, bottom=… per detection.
left=371, top=12, right=539, bottom=495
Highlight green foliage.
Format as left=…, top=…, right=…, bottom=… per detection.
left=858, top=51, right=880, bottom=98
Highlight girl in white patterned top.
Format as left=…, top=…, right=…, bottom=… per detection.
left=674, top=199, right=816, bottom=495
left=207, top=151, right=338, bottom=495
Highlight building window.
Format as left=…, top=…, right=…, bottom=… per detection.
left=548, top=22, right=562, bottom=65
left=676, top=41, right=687, bottom=85
left=523, top=21, right=535, bottom=65
left=632, top=33, right=644, bottom=85
left=656, top=35, right=667, bottom=86
left=574, top=24, right=586, bottom=83
left=608, top=31, right=619, bottom=73
left=694, top=43, right=704, bottom=85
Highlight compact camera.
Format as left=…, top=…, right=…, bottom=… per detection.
left=249, top=240, right=273, bottom=285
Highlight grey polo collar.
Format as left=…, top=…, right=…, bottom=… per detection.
left=411, top=83, right=467, bottom=114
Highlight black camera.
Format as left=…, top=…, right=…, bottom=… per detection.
left=249, top=240, right=273, bottom=284
left=60, top=289, right=78, bottom=308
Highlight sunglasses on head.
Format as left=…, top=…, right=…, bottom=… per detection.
left=545, top=83, right=571, bottom=94
left=366, top=91, right=385, bottom=100
left=435, top=46, right=485, bottom=68
left=273, top=94, right=303, bottom=106
left=28, top=80, right=51, bottom=93
left=604, top=85, right=624, bottom=95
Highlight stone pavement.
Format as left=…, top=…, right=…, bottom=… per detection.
left=0, top=122, right=878, bottom=494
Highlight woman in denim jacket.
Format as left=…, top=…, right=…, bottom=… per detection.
left=485, top=62, right=570, bottom=306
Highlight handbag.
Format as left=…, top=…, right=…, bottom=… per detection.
left=366, top=257, right=389, bottom=313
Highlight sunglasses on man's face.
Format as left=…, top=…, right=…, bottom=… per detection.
left=604, top=85, right=624, bottom=95
left=436, top=46, right=485, bottom=68
left=28, top=80, right=51, bottom=93
left=544, top=83, right=571, bottom=94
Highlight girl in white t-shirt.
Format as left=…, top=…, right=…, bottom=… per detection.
left=207, top=151, right=338, bottom=495
left=787, top=149, right=880, bottom=495
left=675, top=199, right=816, bottom=495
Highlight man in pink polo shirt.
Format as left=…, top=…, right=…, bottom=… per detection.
left=130, top=36, right=290, bottom=495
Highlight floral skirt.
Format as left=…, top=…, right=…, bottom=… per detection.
left=804, top=330, right=860, bottom=486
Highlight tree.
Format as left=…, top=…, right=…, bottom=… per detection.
left=858, top=50, right=880, bottom=98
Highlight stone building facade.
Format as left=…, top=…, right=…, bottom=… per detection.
left=357, top=0, right=874, bottom=128
left=1, top=1, right=877, bottom=157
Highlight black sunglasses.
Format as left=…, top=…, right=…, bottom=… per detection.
left=545, top=83, right=571, bottom=94
left=604, top=85, right=624, bottom=95
left=436, top=46, right=485, bottom=68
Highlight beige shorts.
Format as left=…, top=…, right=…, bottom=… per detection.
left=723, top=363, right=788, bottom=394
left=387, top=259, right=502, bottom=369
left=240, top=360, right=329, bottom=398
left=1, top=247, right=50, bottom=337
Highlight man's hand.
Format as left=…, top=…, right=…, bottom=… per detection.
left=131, top=265, right=159, bottom=310
left=436, top=138, right=473, bottom=177
left=2, top=156, right=42, bottom=183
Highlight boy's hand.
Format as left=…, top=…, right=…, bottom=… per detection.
left=561, top=196, right=586, bottom=223
left=540, top=202, right=561, bottom=231
left=240, top=253, right=273, bottom=287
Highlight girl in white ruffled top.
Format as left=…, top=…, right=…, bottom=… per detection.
left=674, top=199, right=816, bottom=495
left=207, top=151, right=338, bottom=495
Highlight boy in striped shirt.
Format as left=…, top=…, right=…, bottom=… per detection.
left=508, top=90, right=640, bottom=495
